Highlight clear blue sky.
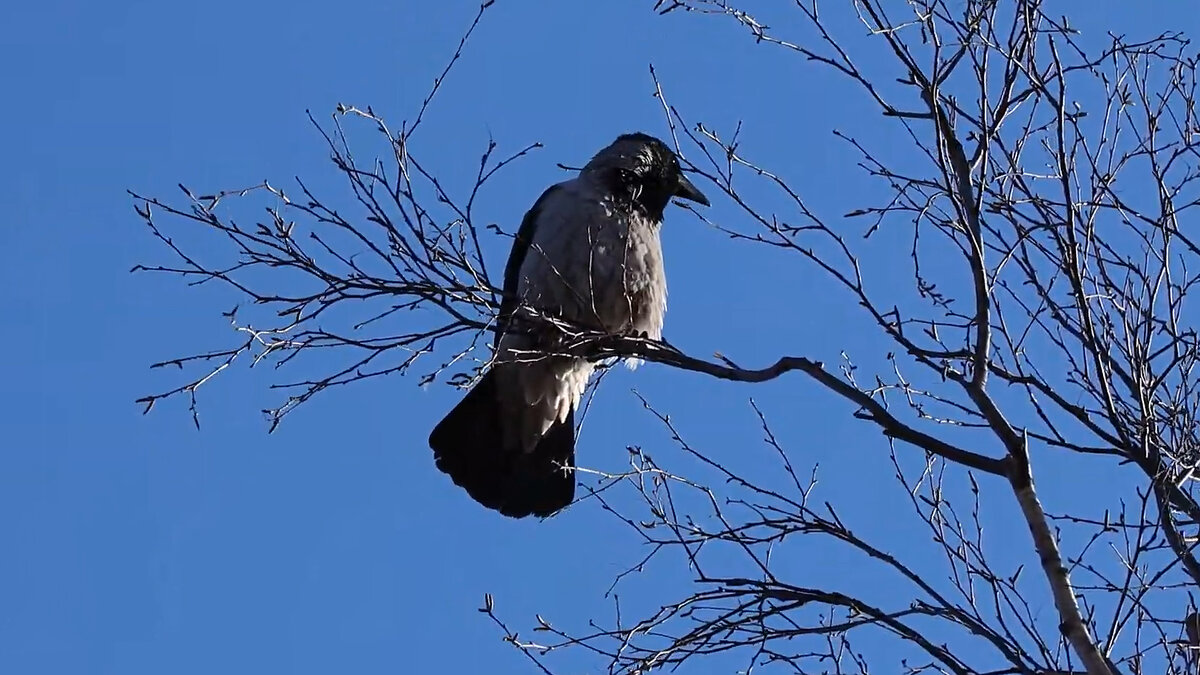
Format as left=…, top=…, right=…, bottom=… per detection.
left=2, top=2, right=1196, bottom=673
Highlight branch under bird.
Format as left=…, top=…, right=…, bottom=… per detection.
left=428, top=132, right=709, bottom=518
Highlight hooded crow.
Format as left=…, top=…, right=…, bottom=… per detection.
left=429, top=132, right=709, bottom=518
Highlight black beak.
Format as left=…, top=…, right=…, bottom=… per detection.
left=674, top=173, right=710, bottom=206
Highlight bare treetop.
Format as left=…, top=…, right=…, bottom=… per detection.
left=134, top=1, right=1200, bottom=673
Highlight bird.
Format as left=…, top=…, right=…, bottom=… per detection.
left=428, top=132, right=709, bottom=518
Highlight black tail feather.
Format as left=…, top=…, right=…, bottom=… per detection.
left=429, top=371, right=576, bottom=518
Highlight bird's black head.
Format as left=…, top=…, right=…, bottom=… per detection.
left=583, top=132, right=710, bottom=221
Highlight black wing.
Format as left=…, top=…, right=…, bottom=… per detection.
left=495, top=184, right=562, bottom=348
